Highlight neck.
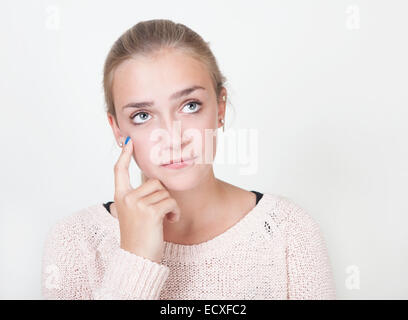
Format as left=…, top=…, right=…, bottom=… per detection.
left=163, top=169, right=228, bottom=234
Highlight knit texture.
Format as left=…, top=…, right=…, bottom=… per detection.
left=41, top=193, right=336, bottom=299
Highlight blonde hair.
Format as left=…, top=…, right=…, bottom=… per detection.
left=102, top=19, right=230, bottom=125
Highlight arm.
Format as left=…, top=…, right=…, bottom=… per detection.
left=285, top=204, right=336, bottom=299
left=41, top=218, right=170, bottom=300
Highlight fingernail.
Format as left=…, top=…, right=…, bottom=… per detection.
left=125, top=136, right=130, bottom=145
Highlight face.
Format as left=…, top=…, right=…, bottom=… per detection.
left=107, top=48, right=226, bottom=191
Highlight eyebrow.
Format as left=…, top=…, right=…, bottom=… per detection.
left=121, top=85, right=206, bottom=110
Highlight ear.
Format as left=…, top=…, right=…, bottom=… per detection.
left=217, top=87, right=227, bottom=130
left=107, top=112, right=124, bottom=146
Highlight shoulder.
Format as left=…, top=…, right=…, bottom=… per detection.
left=43, top=202, right=108, bottom=248
left=257, top=192, right=321, bottom=235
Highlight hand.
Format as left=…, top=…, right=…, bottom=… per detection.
left=113, top=137, right=181, bottom=263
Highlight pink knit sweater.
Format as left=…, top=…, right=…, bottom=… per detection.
left=41, top=192, right=336, bottom=299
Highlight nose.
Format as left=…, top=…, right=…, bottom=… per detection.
left=160, top=117, right=183, bottom=147
left=158, top=118, right=191, bottom=161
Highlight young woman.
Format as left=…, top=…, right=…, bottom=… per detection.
left=41, top=19, right=336, bottom=300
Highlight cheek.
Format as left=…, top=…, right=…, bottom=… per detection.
left=132, top=135, right=173, bottom=169
left=183, top=111, right=217, bottom=160
left=197, top=109, right=217, bottom=129
left=185, top=127, right=217, bottom=165
left=130, top=136, right=154, bottom=168
left=188, top=111, right=217, bottom=139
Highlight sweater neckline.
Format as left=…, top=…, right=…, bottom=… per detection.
left=97, top=192, right=274, bottom=262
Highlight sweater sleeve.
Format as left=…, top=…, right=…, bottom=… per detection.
left=41, top=216, right=170, bottom=300
left=285, top=204, right=337, bottom=300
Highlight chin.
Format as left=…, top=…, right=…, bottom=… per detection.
left=150, top=165, right=207, bottom=191
left=159, top=174, right=201, bottom=191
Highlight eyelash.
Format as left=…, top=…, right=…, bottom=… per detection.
left=130, top=100, right=203, bottom=125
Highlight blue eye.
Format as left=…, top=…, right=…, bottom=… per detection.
left=130, top=101, right=202, bottom=125
left=182, top=101, right=202, bottom=113
left=131, top=112, right=151, bottom=124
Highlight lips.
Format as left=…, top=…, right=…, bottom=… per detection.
left=160, top=156, right=196, bottom=166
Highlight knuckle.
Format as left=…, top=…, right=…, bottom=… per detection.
left=159, top=189, right=169, bottom=198
left=135, top=198, right=144, bottom=208
left=122, top=193, right=134, bottom=207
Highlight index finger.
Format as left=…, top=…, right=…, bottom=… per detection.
left=114, top=136, right=133, bottom=197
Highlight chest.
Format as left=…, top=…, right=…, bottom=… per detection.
left=159, top=240, right=288, bottom=299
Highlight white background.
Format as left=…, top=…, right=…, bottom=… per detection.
left=0, top=0, right=407, bottom=299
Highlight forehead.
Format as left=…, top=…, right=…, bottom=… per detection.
left=112, top=49, right=212, bottom=103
